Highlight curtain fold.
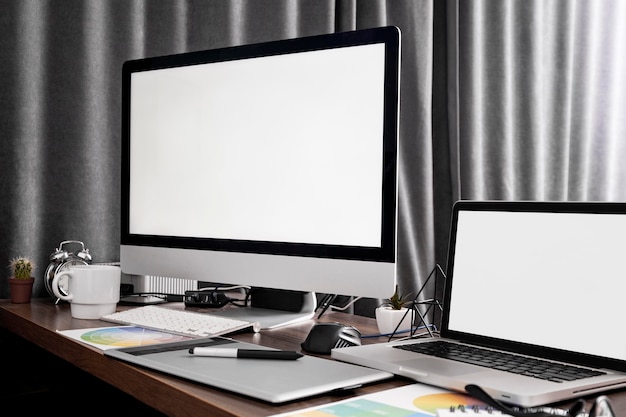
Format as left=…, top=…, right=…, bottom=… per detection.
left=1, top=0, right=439, bottom=313
left=450, top=0, right=626, bottom=202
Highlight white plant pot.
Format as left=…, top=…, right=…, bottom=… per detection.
left=375, top=306, right=413, bottom=336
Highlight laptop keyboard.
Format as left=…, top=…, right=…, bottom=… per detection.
left=394, top=340, right=605, bottom=383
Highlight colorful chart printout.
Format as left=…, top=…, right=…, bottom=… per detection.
left=58, top=326, right=191, bottom=350
left=269, top=384, right=485, bottom=417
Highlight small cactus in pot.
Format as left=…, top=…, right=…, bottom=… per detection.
left=8, top=256, right=36, bottom=303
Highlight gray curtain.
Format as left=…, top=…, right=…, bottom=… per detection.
left=1, top=0, right=440, bottom=310
left=449, top=0, right=626, bottom=202
left=6, top=0, right=622, bottom=317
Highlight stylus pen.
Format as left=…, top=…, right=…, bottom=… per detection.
left=189, top=347, right=303, bottom=360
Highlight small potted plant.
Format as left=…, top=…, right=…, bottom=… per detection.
left=375, top=284, right=414, bottom=336
left=8, top=256, right=36, bottom=304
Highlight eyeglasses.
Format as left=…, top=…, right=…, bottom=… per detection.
left=465, top=384, right=616, bottom=417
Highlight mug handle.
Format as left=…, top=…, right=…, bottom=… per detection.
left=52, top=271, right=73, bottom=301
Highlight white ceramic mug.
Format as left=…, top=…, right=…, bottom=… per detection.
left=52, top=264, right=121, bottom=319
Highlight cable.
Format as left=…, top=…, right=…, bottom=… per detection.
left=119, top=292, right=184, bottom=303
left=362, top=324, right=439, bottom=339
left=197, top=285, right=251, bottom=292
left=316, top=294, right=337, bottom=318
left=328, top=296, right=363, bottom=311
left=121, top=286, right=252, bottom=307
left=465, top=385, right=586, bottom=417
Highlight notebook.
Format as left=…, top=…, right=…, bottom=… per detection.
left=104, top=336, right=392, bottom=403
left=332, top=200, right=626, bottom=407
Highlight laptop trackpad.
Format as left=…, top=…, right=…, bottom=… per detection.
left=397, top=358, right=481, bottom=377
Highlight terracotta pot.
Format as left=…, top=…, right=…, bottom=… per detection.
left=375, top=306, right=413, bottom=336
left=9, top=277, right=35, bottom=304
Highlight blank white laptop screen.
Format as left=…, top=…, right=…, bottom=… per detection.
left=448, top=209, right=626, bottom=361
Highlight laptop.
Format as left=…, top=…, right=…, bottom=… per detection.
left=332, top=200, right=626, bottom=407
left=104, top=336, right=392, bottom=403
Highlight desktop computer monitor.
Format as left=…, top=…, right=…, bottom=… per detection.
left=120, top=26, right=401, bottom=328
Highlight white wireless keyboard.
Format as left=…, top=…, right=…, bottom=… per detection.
left=101, top=305, right=261, bottom=337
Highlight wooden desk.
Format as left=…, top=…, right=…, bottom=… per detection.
left=0, top=299, right=408, bottom=416
left=2, top=299, right=626, bottom=417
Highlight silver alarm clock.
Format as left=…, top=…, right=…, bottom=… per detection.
left=44, top=240, right=92, bottom=302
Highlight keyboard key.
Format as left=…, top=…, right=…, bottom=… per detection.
left=101, top=305, right=261, bottom=337
left=394, top=340, right=605, bottom=383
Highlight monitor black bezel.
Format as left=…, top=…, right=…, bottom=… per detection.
left=121, top=26, right=400, bottom=263
left=442, top=200, right=626, bottom=371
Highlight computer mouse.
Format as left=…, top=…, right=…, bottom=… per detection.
left=301, top=322, right=362, bottom=354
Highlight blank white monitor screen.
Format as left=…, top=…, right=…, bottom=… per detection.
left=120, top=26, right=401, bottom=305
left=130, top=45, right=384, bottom=247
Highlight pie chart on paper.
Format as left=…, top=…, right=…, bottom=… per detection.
left=413, top=392, right=485, bottom=414
left=79, top=326, right=191, bottom=347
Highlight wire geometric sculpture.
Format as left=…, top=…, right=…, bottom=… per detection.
left=385, top=263, right=446, bottom=341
